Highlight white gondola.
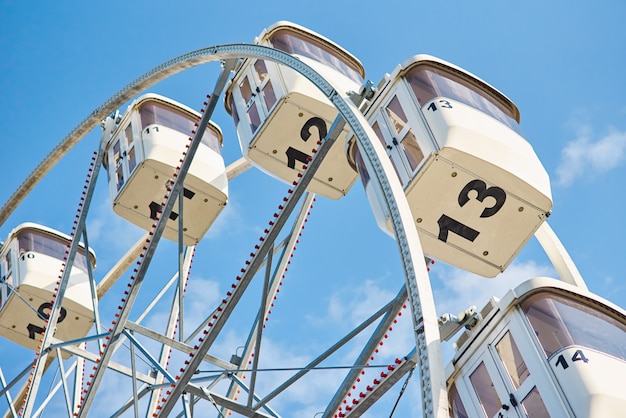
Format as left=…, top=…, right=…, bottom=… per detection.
left=0, top=223, right=96, bottom=354
left=443, top=277, right=626, bottom=417
left=224, top=21, right=365, bottom=199
left=102, top=93, right=228, bottom=245
left=347, top=55, right=552, bottom=277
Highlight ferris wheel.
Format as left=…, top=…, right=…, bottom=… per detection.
left=2, top=21, right=624, bottom=418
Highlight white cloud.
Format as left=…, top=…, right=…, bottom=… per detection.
left=141, top=276, right=222, bottom=337
left=323, top=279, right=396, bottom=327
left=42, top=273, right=427, bottom=417
left=84, top=191, right=146, bottom=268
left=555, top=125, right=626, bottom=187
left=81, top=259, right=556, bottom=417
left=203, top=197, right=244, bottom=240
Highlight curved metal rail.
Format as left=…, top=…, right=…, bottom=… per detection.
left=7, top=43, right=448, bottom=418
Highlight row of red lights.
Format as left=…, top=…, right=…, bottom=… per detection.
left=151, top=246, right=195, bottom=414
left=76, top=95, right=211, bottom=416
left=155, top=107, right=325, bottom=417
left=235, top=197, right=314, bottom=409
left=334, top=303, right=408, bottom=418
left=148, top=103, right=210, bottom=416
left=334, top=260, right=434, bottom=417
left=18, top=152, right=98, bottom=416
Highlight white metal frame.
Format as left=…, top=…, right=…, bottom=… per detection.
left=1, top=28, right=600, bottom=418
left=0, top=42, right=448, bottom=418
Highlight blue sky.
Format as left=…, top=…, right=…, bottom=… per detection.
left=1, top=1, right=625, bottom=417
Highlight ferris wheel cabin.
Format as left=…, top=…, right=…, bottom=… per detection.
left=347, top=55, right=552, bottom=277
left=444, top=277, right=626, bottom=417
left=102, top=93, right=228, bottom=246
left=0, top=223, right=96, bottom=354
left=224, top=21, right=365, bottom=199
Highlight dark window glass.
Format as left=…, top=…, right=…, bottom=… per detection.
left=231, top=100, right=240, bottom=127
left=239, top=76, right=254, bottom=103
left=522, top=292, right=626, bottom=361
left=495, top=331, right=529, bottom=389
left=269, top=28, right=364, bottom=84
left=124, top=124, right=134, bottom=147
left=138, top=100, right=222, bottom=154
left=371, top=121, right=387, bottom=147
left=470, top=361, right=500, bottom=418
left=386, top=95, right=408, bottom=134
left=521, top=386, right=550, bottom=417
left=116, top=165, right=124, bottom=191
left=448, top=383, right=469, bottom=418
left=349, top=145, right=370, bottom=187
left=128, top=147, right=137, bottom=174
left=113, top=140, right=122, bottom=165
left=263, top=80, right=277, bottom=112
left=254, top=60, right=269, bottom=83
left=247, top=104, right=261, bottom=134
left=371, top=121, right=404, bottom=185
left=406, top=64, right=522, bottom=134
left=5, top=249, right=11, bottom=272
left=400, top=130, right=424, bottom=171
left=17, top=229, right=94, bottom=273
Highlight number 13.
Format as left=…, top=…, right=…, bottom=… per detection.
left=437, top=179, right=507, bottom=243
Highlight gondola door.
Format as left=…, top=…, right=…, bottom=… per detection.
left=365, top=85, right=435, bottom=188
left=107, top=121, right=139, bottom=200
left=466, top=349, right=523, bottom=418
left=0, top=246, right=13, bottom=310
left=461, top=319, right=567, bottom=417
